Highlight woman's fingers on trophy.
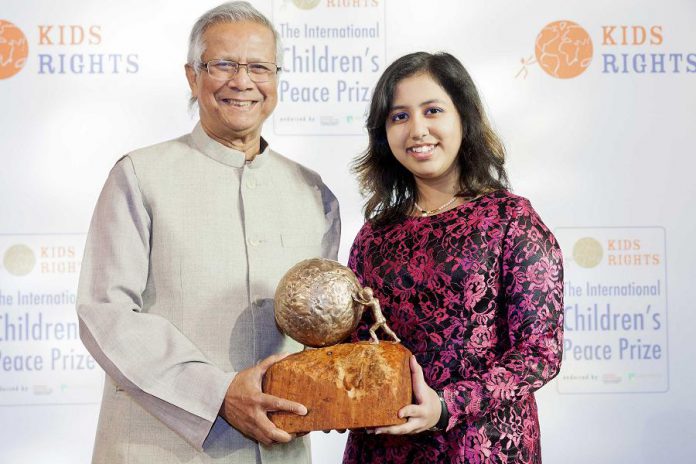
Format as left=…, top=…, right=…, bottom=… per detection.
left=408, top=355, right=441, bottom=429
left=398, top=403, right=421, bottom=421
left=373, top=415, right=420, bottom=435
left=369, top=357, right=441, bottom=435
left=370, top=402, right=419, bottom=434
left=409, top=355, right=429, bottom=402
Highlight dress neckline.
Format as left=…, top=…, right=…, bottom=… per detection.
left=407, top=190, right=501, bottom=222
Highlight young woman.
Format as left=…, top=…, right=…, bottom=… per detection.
left=343, top=52, right=564, bottom=463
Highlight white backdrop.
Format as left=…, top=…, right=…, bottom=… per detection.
left=1, top=1, right=695, bottom=462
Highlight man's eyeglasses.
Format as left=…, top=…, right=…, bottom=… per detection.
left=199, top=59, right=281, bottom=83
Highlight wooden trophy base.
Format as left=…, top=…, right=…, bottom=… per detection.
left=262, top=342, right=413, bottom=433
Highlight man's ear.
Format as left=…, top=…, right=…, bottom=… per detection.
left=185, top=64, right=198, bottom=98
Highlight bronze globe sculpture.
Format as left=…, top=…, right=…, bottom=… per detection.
left=274, top=258, right=400, bottom=347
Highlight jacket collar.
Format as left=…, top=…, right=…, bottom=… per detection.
left=191, top=122, right=270, bottom=169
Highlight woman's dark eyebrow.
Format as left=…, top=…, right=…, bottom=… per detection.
left=389, top=99, right=446, bottom=111
left=419, top=99, right=446, bottom=106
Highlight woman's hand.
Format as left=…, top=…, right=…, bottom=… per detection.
left=371, top=355, right=443, bottom=435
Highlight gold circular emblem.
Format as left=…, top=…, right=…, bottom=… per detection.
left=292, top=0, right=321, bottom=10
left=3, top=244, right=36, bottom=276
left=573, top=237, right=603, bottom=268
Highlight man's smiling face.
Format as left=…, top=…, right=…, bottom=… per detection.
left=186, top=21, right=278, bottom=146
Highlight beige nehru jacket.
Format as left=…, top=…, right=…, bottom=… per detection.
left=77, top=123, right=340, bottom=463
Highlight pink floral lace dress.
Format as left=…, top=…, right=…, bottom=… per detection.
left=343, top=190, right=564, bottom=464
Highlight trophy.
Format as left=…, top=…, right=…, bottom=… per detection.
left=262, top=258, right=413, bottom=433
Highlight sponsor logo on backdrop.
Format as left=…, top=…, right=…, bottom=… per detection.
left=555, top=227, right=668, bottom=394
left=273, top=0, right=385, bottom=135
left=517, top=19, right=696, bottom=78
left=0, top=19, right=139, bottom=78
left=0, top=19, right=29, bottom=79
left=0, top=235, right=101, bottom=406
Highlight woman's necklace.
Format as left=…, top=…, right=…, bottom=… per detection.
left=414, top=196, right=458, bottom=217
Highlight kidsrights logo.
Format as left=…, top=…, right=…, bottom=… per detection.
left=1, top=19, right=139, bottom=77
left=0, top=19, right=29, bottom=79
left=517, top=19, right=696, bottom=78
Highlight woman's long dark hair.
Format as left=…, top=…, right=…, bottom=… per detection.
left=353, top=52, right=510, bottom=226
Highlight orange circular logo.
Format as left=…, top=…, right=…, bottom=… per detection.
left=0, top=19, right=29, bottom=79
left=535, top=20, right=592, bottom=79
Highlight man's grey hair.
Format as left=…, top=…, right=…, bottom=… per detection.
left=187, top=1, right=283, bottom=107
left=188, top=1, right=283, bottom=70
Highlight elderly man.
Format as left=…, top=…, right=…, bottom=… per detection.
left=77, top=2, right=340, bottom=463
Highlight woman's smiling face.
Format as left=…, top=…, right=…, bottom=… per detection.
left=385, top=72, right=463, bottom=188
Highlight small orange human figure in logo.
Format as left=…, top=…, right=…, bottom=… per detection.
left=515, top=55, right=538, bottom=79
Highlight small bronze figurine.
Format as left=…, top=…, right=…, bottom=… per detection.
left=353, top=287, right=400, bottom=344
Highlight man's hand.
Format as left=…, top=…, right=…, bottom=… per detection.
left=219, top=353, right=307, bottom=446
